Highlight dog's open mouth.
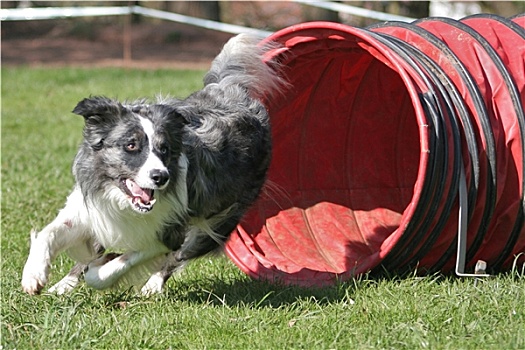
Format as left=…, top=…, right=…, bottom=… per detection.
left=122, top=179, right=156, bottom=213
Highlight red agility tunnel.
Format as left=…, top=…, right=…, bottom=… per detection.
left=225, top=14, right=525, bottom=287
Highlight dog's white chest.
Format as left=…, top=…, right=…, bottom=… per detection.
left=68, top=187, right=170, bottom=252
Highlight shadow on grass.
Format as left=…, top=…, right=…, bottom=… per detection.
left=158, top=270, right=392, bottom=308
left=95, top=256, right=524, bottom=310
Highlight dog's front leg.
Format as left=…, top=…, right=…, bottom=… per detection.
left=21, top=187, right=91, bottom=295
left=21, top=219, right=90, bottom=295
left=84, top=249, right=167, bottom=290
left=21, top=229, right=54, bottom=295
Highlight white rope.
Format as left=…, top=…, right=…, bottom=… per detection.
left=1, top=5, right=272, bottom=37
left=131, top=6, right=272, bottom=37
left=293, top=0, right=417, bottom=23
left=0, top=6, right=132, bottom=21
left=1, top=3, right=415, bottom=36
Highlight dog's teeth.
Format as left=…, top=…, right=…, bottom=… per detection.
left=131, top=196, right=155, bottom=213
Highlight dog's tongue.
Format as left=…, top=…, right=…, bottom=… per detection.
left=125, top=179, right=153, bottom=204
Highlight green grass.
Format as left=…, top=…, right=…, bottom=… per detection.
left=2, top=66, right=524, bottom=349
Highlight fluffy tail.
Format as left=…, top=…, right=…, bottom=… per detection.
left=203, top=34, right=288, bottom=99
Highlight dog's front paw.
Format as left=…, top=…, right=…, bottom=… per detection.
left=84, top=253, right=122, bottom=290
left=21, top=264, right=49, bottom=295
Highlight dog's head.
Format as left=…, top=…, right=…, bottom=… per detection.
left=72, top=96, right=186, bottom=214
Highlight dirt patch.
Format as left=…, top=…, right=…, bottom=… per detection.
left=2, top=18, right=235, bottom=69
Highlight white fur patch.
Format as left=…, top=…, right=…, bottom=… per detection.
left=84, top=255, right=129, bottom=289
left=136, top=116, right=169, bottom=190
left=85, top=251, right=168, bottom=290
left=48, top=274, right=80, bottom=295
left=140, top=272, right=165, bottom=295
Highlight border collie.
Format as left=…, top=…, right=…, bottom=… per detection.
left=21, top=34, right=286, bottom=295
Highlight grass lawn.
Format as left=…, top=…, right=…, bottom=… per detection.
left=2, top=66, right=524, bottom=349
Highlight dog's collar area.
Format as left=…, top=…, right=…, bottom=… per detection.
left=121, top=179, right=156, bottom=213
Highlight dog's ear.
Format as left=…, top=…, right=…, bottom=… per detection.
left=168, top=105, right=193, bottom=126
left=145, top=104, right=189, bottom=129
left=168, top=107, right=191, bottom=127
left=73, top=96, right=126, bottom=151
left=72, top=96, right=125, bottom=124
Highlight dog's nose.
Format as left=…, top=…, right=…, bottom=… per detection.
left=150, top=169, right=170, bottom=187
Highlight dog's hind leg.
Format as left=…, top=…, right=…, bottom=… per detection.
left=141, top=216, right=239, bottom=295
left=140, top=235, right=225, bottom=296
left=48, top=241, right=105, bottom=294
left=140, top=253, right=188, bottom=296
left=47, top=262, right=87, bottom=295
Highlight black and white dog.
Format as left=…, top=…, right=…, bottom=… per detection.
left=21, top=34, right=285, bottom=295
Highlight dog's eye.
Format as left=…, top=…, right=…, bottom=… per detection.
left=157, top=143, right=169, bottom=156
left=125, top=142, right=138, bottom=152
